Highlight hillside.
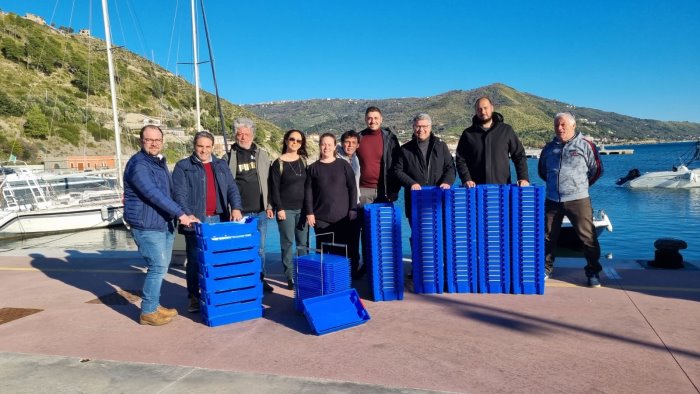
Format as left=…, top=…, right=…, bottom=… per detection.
left=244, top=84, right=700, bottom=147
left=0, top=12, right=284, bottom=163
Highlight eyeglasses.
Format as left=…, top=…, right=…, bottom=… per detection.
left=143, top=138, right=163, bottom=144
left=287, top=138, right=302, bottom=143
left=414, top=125, right=431, bottom=130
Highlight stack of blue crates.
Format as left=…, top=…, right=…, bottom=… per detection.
left=410, top=186, right=444, bottom=294
left=510, top=185, right=545, bottom=294
left=363, top=203, right=403, bottom=301
left=476, top=185, right=511, bottom=293
left=195, top=218, right=263, bottom=327
left=294, top=253, right=351, bottom=312
left=444, top=187, right=478, bottom=293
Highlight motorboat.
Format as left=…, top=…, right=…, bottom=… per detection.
left=557, top=209, right=613, bottom=251
left=616, top=142, right=700, bottom=189
left=0, top=166, right=123, bottom=239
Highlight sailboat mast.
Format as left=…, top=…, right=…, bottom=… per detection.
left=199, top=0, right=229, bottom=153
left=191, top=0, right=202, bottom=132
left=100, top=0, right=124, bottom=189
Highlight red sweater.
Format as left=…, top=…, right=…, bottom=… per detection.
left=357, top=129, right=383, bottom=188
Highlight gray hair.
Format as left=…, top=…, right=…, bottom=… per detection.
left=233, top=117, right=256, bottom=133
left=412, top=113, right=432, bottom=125
left=554, top=112, right=576, bottom=126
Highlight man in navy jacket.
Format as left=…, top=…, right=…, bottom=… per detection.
left=173, top=131, right=243, bottom=312
left=124, top=125, right=198, bottom=326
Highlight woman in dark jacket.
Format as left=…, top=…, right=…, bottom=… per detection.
left=305, top=133, right=358, bottom=256
left=269, top=129, right=309, bottom=289
left=393, top=113, right=455, bottom=219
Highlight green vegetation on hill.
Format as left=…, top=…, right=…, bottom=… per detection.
left=245, top=84, right=700, bottom=148
left=0, top=12, right=283, bottom=163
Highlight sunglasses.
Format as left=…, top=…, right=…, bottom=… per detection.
left=287, top=138, right=302, bottom=143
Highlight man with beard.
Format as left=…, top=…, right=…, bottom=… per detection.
left=228, top=117, right=275, bottom=293
left=455, top=97, right=529, bottom=187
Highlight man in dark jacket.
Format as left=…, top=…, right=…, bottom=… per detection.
left=173, top=131, right=243, bottom=312
left=393, top=113, right=455, bottom=220
left=455, top=97, right=529, bottom=187
left=124, top=125, right=198, bottom=326
left=356, top=106, right=402, bottom=204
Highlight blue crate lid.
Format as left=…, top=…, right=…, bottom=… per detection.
left=302, top=289, right=370, bottom=335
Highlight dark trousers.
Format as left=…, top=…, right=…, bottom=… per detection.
left=544, top=197, right=602, bottom=277
left=315, top=218, right=353, bottom=259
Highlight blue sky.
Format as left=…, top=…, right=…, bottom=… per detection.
left=2, top=0, right=700, bottom=122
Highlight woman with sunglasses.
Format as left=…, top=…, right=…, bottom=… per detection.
left=304, top=133, right=358, bottom=258
left=269, top=129, right=309, bottom=290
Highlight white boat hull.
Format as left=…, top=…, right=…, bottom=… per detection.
left=0, top=203, right=123, bottom=239
left=624, top=167, right=700, bottom=189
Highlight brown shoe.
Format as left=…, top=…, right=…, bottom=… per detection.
left=157, top=305, right=178, bottom=318
left=140, top=311, right=173, bottom=326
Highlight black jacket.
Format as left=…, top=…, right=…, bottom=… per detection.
left=358, top=127, right=402, bottom=202
left=455, top=112, right=529, bottom=185
left=393, top=134, right=455, bottom=217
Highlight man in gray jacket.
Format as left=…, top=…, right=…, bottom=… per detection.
left=228, top=117, right=275, bottom=292
left=538, top=112, right=603, bottom=287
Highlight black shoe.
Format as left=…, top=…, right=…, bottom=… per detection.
left=187, top=295, right=200, bottom=313
left=287, top=279, right=294, bottom=290
left=587, top=275, right=601, bottom=288
left=263, top=280, right=274, bottom=293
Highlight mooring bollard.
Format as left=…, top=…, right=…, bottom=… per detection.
left=650, top=238, right=687, bottom=269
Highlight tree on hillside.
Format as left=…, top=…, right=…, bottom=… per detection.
left=1, top=37, right=23, bottom=62
left=24, top=105, right=50, bottom=139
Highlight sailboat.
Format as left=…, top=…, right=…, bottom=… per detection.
left=0, top=1, right=125, bottom=239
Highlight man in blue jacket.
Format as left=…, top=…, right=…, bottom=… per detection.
left=173, top=131, right=243, bottom=313
left=538, top=113, right=603, bottom=287
left=124, top=125, right=198, bottom=326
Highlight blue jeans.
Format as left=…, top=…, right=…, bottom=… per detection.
left=246, top=211, right=269, bottom=274
left=276, top=209, right=308, bottom=281
left=132, top=227, right=175, bottom=314
left=185, top=215, right=221, bottom=298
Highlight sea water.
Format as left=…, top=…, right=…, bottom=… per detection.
left=2, top=142, right=698, bottom=263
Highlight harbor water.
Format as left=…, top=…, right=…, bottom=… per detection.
left=1, top=142, right=698, bottom=263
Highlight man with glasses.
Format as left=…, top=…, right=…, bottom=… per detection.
left=173, top=131, right=243, bottom=312
left=124, top=125, right=198, bottom=326
left=228, top=117, right=275, bottom=292
left=393, top=113, right=455, bottom=221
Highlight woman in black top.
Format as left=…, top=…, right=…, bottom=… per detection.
left=269, top=129, right=309, bottom=289
left=305, top=133, right=358, bottom=256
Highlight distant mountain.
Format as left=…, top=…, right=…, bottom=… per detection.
left=244, top=84, right=700, bottom=147
left=0, top=12, right=284, bottom=163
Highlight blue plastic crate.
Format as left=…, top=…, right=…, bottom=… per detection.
left=363, top=203, right=403, bottom=301
left=202, top=282, right=263, bottom=306
left=199, top=256, right=262, bottom=279
left=294, top=253, right=351, bottom=312
left=510, top=185, right=545, bottom=295
left=476, top=185, right=511, bottom=293
left=195, top=218, right=260, bottom=255
left=197, top=247, right=260, bottom=267
left=302, top=289, right=370, bottom=335
left=444, top=187, right=478, bottom=293
left=198, top=270, right=260, bottom=293
left=201, top=298, right=263, bottom=327
left=410, top=187, right=444, bottom=294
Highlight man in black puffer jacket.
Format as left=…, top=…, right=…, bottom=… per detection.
left=393, top=113, right=455, bottom=220
left=455, top=97, right=529, bottom=187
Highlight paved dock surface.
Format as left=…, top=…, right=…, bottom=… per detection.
left=0, top=248, right=698, bottom=393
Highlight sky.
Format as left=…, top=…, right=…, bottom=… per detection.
left=2, top=0, right=700, bottom=123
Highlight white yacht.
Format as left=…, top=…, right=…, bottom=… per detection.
left=616, top=142, right=700, bottom=189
